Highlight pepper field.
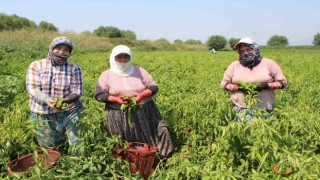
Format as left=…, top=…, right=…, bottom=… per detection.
left=0, top=49, right=320, bottom=179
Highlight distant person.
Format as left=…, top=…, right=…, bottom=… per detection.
left=220, top=37, right=287, bottom=123
left=210, top=48, right=216, bottom=54
left=95, top=45, right=173, bottom=159
left=26, top=36, right=84, bottom=152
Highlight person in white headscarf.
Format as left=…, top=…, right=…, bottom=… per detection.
left=95, top=45, right=173, bottom=158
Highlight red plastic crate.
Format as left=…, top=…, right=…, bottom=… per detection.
left=113, top=142, right=158, bottom=180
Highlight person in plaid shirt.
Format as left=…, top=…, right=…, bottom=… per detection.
left=26, top=36, right=84, bottom=153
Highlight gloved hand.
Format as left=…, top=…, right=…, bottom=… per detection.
left=136, top=89, right=152, bottom=104
left=225, top=83, right=239, bottom=92
left=108, top=96, right=125, bottom=104
left=255, top=82, right=269, bottom=91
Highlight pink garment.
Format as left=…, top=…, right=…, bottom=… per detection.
left=96, top=66, right=157, bottom=98
left=220, top=58, right=287, bottom=110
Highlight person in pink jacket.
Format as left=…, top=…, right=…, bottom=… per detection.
left=95, top=45, right=173, bottom=158
left=220, top=37, right=287, bottom=123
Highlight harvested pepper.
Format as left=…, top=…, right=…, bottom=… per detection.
left=120, top=96, right=137, bottom=127
left=53, top=97, right=68, bottom=111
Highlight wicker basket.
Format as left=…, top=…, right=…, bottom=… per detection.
left=113, top=142, right=158, bottom=180
left=7, top=149, right=60, bottom=176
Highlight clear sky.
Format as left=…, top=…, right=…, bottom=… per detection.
left=1, top=0, right=320, bottom=45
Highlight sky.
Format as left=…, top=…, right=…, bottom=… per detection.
left=1, top=0, right=320, bottom=45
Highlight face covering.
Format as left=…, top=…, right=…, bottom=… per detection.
left=47, top=36, right=73, bottom=66
left=49, top=52, right=70, bottom=66
left=238, top=43, right=262, bottom=69
left=109, top=45, right=134, bottom=76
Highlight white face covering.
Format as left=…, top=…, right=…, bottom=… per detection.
left=109, top=45, right=134, bottom=76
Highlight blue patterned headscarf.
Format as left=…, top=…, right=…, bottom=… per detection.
left=48, top=36, right=73, bottom=66
left=237, top=43, right=262, bottom=69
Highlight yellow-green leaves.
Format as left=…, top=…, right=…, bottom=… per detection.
left=238, top=81, right=260, bottom=94
left=120, top=96, right=137, bottom=127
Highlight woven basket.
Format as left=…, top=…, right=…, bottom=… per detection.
left=113, top=142, right=158, bottom=180
left=7, top=149, right=60, bottom=176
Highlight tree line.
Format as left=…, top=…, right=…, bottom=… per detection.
left=1, top=13, right=320, bottom=51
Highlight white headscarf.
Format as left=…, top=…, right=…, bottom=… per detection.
left=109, top=45, right=134, bottom=76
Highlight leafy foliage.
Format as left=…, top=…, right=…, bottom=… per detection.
left=184, top=39, right=202, bottom=45
left=93, top=26, right=137, bottom=39
left=173, top=39, right=183, bottom=44
left=229, top=37, right=241, bottom=50
left=0, top=13, right=36, bottom=31
left=120, top=96, right=137, bottom=127
left=206, top=35, right=227, bottom=50
left=93, top=26, right=122, bottom=38
left=267, top=35, right=289, bottom=46
left=120, top=30, right=136, bottom=40
left=1, top=47, right=320, bottom=179
left=312, top=32, right=320, bottom=46
left=38, top=21, right=58, bottom=32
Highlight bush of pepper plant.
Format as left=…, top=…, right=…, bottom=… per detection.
left=0, top=48, right=320, bottom=179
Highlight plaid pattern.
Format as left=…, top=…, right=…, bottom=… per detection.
left=26, top=58, right=83, bottom=114
left=30, top=103, right=84, bottom=151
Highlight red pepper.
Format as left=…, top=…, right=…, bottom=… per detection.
left=273, top=164, right=279, bottom=174
left=282, top=167, right=295, bottom=177
left=273, top=164, right=295, bottom=177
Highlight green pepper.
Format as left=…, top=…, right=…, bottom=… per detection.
left=53, top=97, right=68, bottom=111
left=120, top=96, right=137, bottom=127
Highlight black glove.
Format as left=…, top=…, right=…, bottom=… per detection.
left=255, top=82, right=269, bottom=92
left=64, top=93, right=81, bottom=104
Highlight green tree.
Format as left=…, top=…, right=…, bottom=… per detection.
left=38, top=21, right=58, bottom=32
left=229, top=37, right=240, bottom=50
left=121, top=30, right=136, bottom=40
left=267, top=35, right=289, bottom=46
left=173, top=39, right=183, bottom=44
left=0, top=13, right=36, bottom=31
left=313, top=32, right=320, bottom=46
left=154, top=38, right=171, bottom=50
left=93, top=26, right=122, bottom=38
left=206, top=35, right=227, bottom=50
left=185, top=39, right=202, bottom=45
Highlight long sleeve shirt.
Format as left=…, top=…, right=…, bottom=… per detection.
left=220, top=58, right=287, bottom=110
left=95, top=66, right=157, bottom=108
left=26, top=58, right=83, bottom=114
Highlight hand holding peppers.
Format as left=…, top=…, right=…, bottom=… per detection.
left=52, top=97, right=68, bottom=111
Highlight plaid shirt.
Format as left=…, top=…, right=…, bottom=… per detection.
left=26, top=58, right=83, bottom=114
